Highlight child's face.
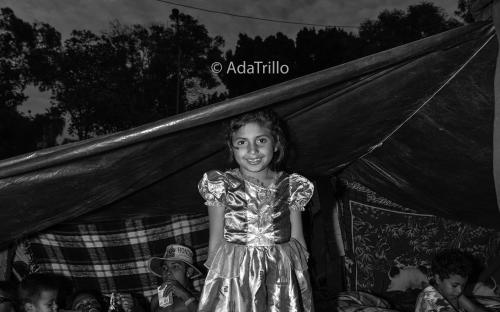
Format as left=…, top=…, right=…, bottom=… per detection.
left=435, top=273, right=467, bottom=300
left=162, top=260, right=189, bottom=285
left=31, top=290, right=58, bottom=312
left=231, top=122, right=275, bottom=177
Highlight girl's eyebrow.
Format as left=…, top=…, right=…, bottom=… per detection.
left=234, top=133, right=271, bottom=138
left=231, top=138, right=250, bottom=141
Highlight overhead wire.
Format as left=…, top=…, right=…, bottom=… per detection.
left=360, top=32, right=496, bottom=158
left=155, top=0, right=359, bottom=29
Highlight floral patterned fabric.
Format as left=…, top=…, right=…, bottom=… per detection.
left=415, top=285, right=465, bottom=312
left=340, top=181, right=500, bottom=295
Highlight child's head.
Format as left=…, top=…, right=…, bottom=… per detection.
left=225, top=110, right=286, bottom=172
left=71, top=291, right=102, bottom=312
left=148, top=244, right=202, bottom=287
left=432, top=249, right=475, bottom=300
left=18, top=274, right=58, bottom=312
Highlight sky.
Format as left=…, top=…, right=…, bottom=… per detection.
left=1, top=0, right=459, bottom=115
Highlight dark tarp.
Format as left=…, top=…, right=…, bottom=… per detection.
left=1, top=21, right=499, bottom=249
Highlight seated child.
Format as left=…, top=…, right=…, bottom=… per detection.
left=415, top=249, right=487, bottom=312
left=148, top=244, right=202, bottom=312
left=18, top=273, right=59, bottom=312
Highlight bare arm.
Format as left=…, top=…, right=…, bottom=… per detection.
left=150, top=294, right=159, bottom=312
left=459, top=294, right=488, bottom=312
left=207, top=204, right=225, bottom=259
left=290, top=210, right=307, bottom=250
left=183, top=297, right=198, bottom=312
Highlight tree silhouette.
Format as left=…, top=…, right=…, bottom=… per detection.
left=0, top=7, right=63, bottom=159
left=455, top=0, right=475, bottom=23
left=220, top=32, right=295, bottom=97
left=295, top=27, right=364, bottom=77
left=220, top=27, right=363, bottom=97
left=52, top=11, right=224, bottom=139
left=219, top=2, right=461, bottom=99
left=0, top=7, right=60, bottom=108
left=359, top=2, right=462, bottom=54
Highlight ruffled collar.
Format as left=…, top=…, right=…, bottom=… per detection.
left=229, top=168, right=285, bottom=189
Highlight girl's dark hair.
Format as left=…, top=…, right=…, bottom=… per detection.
left=224, top=110, right=287, bottom=169
left=432, top=249, right=475, bottom=280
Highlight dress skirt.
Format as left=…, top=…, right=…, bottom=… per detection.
left=198, top=238, right=314, bottom=312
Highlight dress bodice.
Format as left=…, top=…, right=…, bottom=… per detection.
left=198, top=169, right=314, bottom=246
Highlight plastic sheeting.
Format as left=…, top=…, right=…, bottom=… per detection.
left=0, top=22, right=499, bottom=249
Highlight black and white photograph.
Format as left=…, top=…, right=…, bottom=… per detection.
left=1, top=0, right=500, bottom=311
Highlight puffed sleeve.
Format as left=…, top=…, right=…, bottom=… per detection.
left=289, top=173, right=314, bottom=211
left=198, top=170, right=227, bottom=209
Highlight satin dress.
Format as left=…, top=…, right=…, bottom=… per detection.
left=197, top=169, right=315, bottom=312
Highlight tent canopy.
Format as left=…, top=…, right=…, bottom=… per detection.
left=1, top=20, right=500, bottom=249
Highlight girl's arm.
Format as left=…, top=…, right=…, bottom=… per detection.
left=290, top=210, right=307, bottom=250
left=207, top=204, right=225, bottom=259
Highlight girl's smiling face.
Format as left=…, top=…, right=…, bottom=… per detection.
left=231, top=122, right=275, bottom=179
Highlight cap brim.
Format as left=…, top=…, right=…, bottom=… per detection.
left=148, top=257, right=203, bottom=279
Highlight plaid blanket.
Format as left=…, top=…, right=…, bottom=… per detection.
left=26, top=214, right=209, bottom=299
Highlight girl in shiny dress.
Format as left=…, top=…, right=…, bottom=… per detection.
left=197, top=110, right=314, bottom=312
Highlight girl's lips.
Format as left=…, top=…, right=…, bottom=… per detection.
left=246, top=158, right=262, bottom=165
